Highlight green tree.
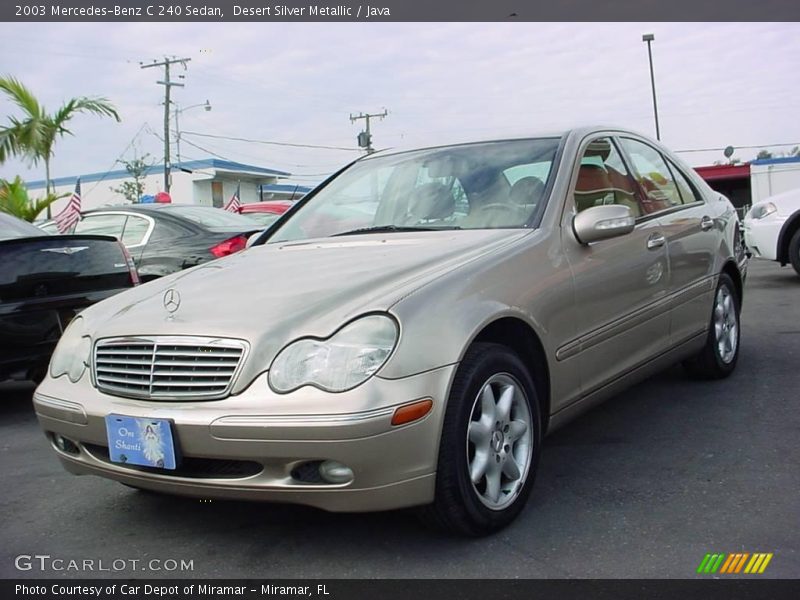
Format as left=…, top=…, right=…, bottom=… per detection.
left=111, top=153, right=154, bottom=203
left=0, top=176, right=65, bottom=222
left=0, top=76, right=120, bottom=212
left=756, top=149, right=773, bottom=160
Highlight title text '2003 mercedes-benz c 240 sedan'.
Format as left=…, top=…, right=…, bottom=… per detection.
left=35, top=127, right=747, bottom=535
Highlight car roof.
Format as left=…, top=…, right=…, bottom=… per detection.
left=361, top=126, right=648, bottom=161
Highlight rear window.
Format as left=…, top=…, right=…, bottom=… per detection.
left=163, top=206, right=258, bottom=231
left=0, top=236, right=131, bottom=300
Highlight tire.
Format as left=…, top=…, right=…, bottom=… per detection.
left=683, top=273, right=740, bottom=379
left=788, top=228, right=800, bottom=277
left=419, top=342, right=542, bottom=536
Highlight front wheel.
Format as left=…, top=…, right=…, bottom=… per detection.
left=683, top=273, right=740, bottom=379
left=788, top=228, right=800, bottom=277
left=419, top=343, right=542, bottom=536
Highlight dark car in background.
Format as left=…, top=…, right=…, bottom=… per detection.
left=41, top=204, right=259, bottom=281
left=0, top=212, right=138, bottom=382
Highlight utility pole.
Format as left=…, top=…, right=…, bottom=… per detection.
left=350, top=109, right=388, bottom=154
left=141, top=56, right=191, bottom=192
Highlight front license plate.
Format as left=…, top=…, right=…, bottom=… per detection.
left=105, top=415, right=178, bottom=470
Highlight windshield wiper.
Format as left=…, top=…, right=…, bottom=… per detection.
left=331, top=225, right=460, bottom=237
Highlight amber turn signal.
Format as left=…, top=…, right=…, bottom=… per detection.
left=391, top=398, right=433, bottom=426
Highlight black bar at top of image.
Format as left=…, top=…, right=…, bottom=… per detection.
left=2, top=0, right=800, bottom=22
left=4, top=579, right=800, bottom=600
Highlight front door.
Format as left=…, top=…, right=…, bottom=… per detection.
left=560, top=136, right=671, bottom=398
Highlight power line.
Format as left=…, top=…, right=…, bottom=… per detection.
left=168, top=130, right=345, bottom=169
left=84, top=123, right=150, bottom=196
left=675, top=142, right=800, bottom=154
left=179, top=138, right=339, bottom=179
left=181, top=130, right=360, bottom=152
left=180, top=137, right=232, bottom=162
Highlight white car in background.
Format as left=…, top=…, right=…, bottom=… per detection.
left=743, top=188, right=800, bottom=277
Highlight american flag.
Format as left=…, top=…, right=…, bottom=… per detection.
left=54, top=178, right=82, bottom=234
left=223, top=182, right=241, bottom=213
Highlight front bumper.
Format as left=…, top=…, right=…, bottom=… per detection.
left=743, top=216, right=785, bottom=261
left=34, top=365, right=456, bottom=512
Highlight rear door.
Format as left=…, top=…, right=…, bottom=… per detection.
left=617, top=137, right=716, bottom=345
left=560, top=135, right=671, bottom=397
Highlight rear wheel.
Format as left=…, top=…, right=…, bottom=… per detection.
left=419, top=343, right=542, bottom=536
left=683, top=273, right=740, bottom=379
left=788, top=228, right=800, bottom=277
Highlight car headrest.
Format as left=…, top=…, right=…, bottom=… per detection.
left=509, top=176, right=545, bottom=205
left=409, top=183, right=455, bottom=220
left=576, top=164, right=613, bottom=194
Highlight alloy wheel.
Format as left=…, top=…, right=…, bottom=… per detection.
left=466, top=373, right=533, bottom=510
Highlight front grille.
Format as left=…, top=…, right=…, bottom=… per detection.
left=94, top=336, right=248, bottom=400
left=84, top=444, right=263, bottom=479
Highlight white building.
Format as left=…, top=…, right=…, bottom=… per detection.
left=27, top=158, right=292, bottom=213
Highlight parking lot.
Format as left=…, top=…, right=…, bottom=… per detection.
left=1, top=260, right=797, bottom=579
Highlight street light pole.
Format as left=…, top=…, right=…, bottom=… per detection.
left=642, top=33, right=660, bottom=141
left=174, top=100, right=212, bottom=165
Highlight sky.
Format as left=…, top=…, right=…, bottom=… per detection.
left=1, top=22, right=799, bottom=193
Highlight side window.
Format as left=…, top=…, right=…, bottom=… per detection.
left=666, top=160, right=702, bottom=205
left=121, top=216, right=151, bottom=246
left=574, top=138, right=641, bottom=217
left=73, top=214, right=127, bottom=239
left=619, top=138, right=683, bottom=213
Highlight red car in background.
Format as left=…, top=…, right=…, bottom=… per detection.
left=238, top=201, right=293, bottom=227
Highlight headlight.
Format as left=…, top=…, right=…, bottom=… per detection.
left=49, top=317, right=92, bottom=383
left=269, top=314, right=398, bottom=393
left=749, top=202, right=777, bottom=220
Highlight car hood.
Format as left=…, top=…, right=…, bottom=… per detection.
left=81, top=229, right=529, bottom=389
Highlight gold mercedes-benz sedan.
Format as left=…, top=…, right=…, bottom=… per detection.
left=35, top=127, right=747, bottom=535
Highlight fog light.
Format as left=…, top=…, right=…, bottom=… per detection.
left=318, top=460, right=354, bottom=484
left=53, top=434, right=79, bottom=455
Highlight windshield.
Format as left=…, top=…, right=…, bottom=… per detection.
left=270, top=138, right=560, bottom=242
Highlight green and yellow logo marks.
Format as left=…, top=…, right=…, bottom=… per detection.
left=697, top=552, right=773, bottom=574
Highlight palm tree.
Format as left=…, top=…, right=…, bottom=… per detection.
left=0, top=76, right=120, bottom=214
left=0, top=176, right=65, bottom=222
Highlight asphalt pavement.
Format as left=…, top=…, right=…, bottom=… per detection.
left=1, top=260, right=798, bottom=579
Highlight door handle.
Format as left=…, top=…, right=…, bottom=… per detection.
left=700, top=216, right=714, bottom=231
left=647, top=233, right=666, bottom=250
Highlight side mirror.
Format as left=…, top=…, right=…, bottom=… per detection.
left=572, top=205, right=635, bottom=245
